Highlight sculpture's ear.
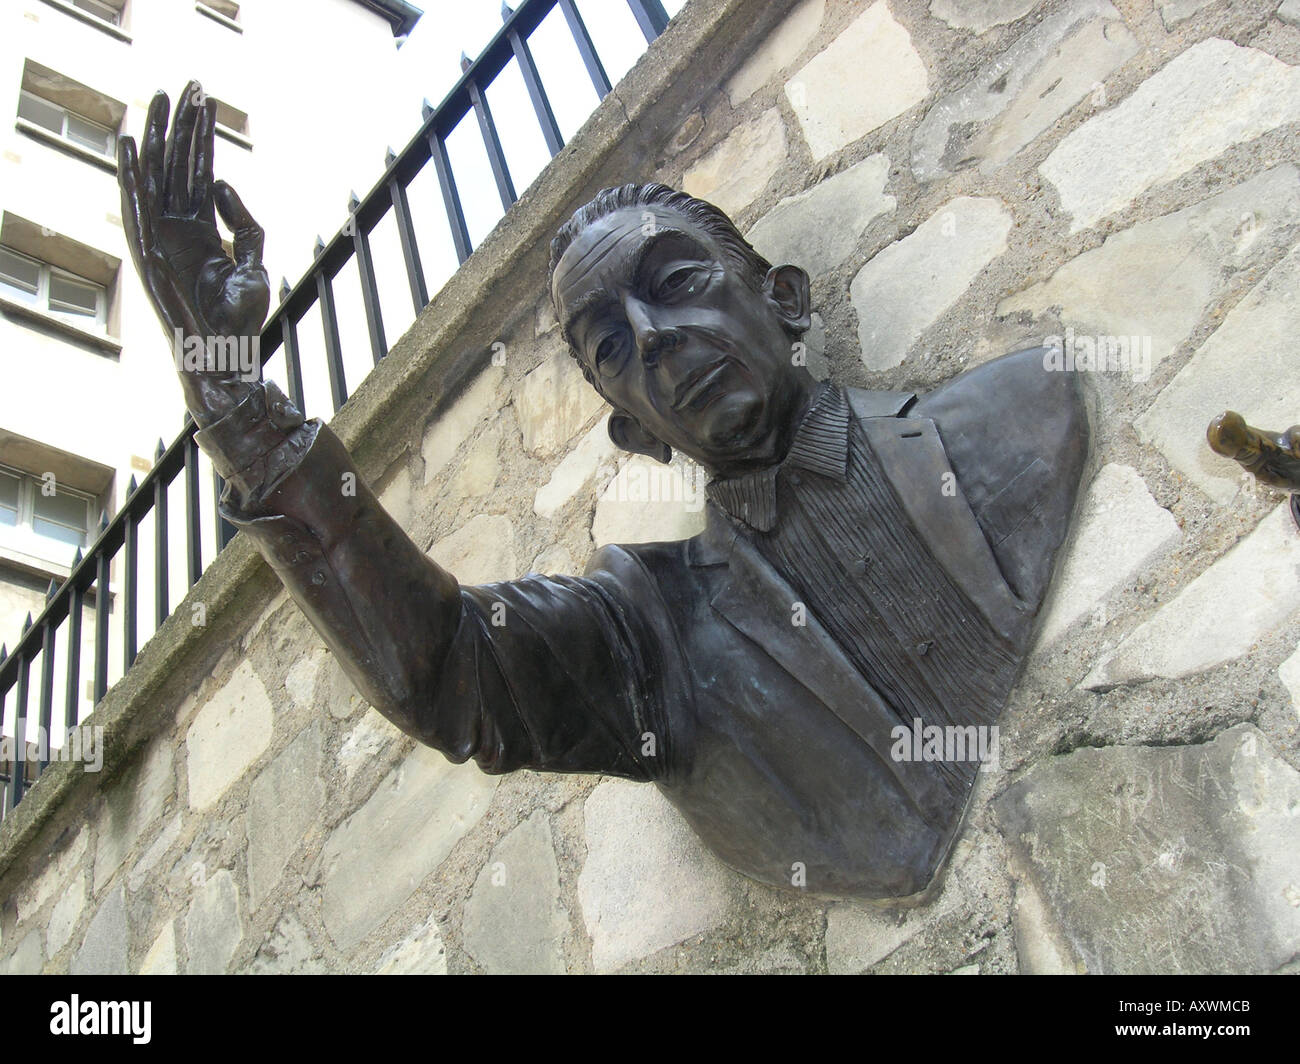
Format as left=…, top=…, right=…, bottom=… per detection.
left=764, top=263, right=812, bottom=335
left=609, top=410, right=672, bottom=464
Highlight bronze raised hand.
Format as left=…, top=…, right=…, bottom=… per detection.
left=117, top=80, right=269, bottom=428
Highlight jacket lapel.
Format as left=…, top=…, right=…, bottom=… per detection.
left=854, top=413, right=1029, bottom=643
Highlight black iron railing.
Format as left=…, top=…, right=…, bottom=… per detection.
left=0, top=0, right=672, bottom=818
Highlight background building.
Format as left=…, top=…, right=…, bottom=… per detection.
left=0, top=0, right=421, bottom=701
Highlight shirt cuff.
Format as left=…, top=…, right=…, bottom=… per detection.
left=193, top=381, right=317, bottom=513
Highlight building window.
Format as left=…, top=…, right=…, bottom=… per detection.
left=196, top=0, right=241, bottom=30
left=0, top=247, right=107, bottom=330
left=211, top=98, right=252, bottom=149
left=17, top=90, right=116, bottom=159
left=68, top=0, right=122, bottom=26
left=0, top=466, right=95, bottom=552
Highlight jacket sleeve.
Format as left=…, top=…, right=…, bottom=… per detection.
left=193, top=382, right=670, bottom=780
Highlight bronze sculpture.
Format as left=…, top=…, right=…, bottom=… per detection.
left=118, top=84, right=1089, bottom=900
left=1207, top=411, right=1300, bottom=528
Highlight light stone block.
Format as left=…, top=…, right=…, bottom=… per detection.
left=745, top=153, right=895, bottom=279
left=995, top=725, right=1300, bottom=973
left=682, top=107, right=787, bottom=216
left=47, top=877, right=85, bottom=956
left=375, top=916, right=447, bottom=974
left=2, top=931, right=44, bottom=975
left=185, top=869, right=243, bottom=974
left=578, top=780, right=733, bottom=972
left=338, top=708, right=402, bottom=780
left=421, top=365, right=505, bottom=483
left=71, top=886, right=127, bottom=975
left=930, top=0, right=1039, bottom=34
left=725, top=0, right=825, bottom=105
left=246, top=723, right=326, bottom=910
left=912, top=4, right=1137, bottom=181
left=185, top=659, right=274, bottom=811
left=138, top=923, right=177, bottom=975
left=284, top=648, right=326, bottom=709
left=428, top=513, right=518, bottom=584
left=128, top=813, right=183, bottom=893
left=1157, top=0, right=1214, bottom=28
left=246, top=912, right=324, bottom=974
left=1279, top=644, right=1300, bottom=713
left=591, top=456, right=709, bottom=547
left=1085, top=504, right=1300, bottom=687
left=17, top=825, right=87, bottom=923
left=463, top=812, right=569, bottom=974
left=785, top=2, right=929, bottom=160
left=94, top=738, right=175, bottom=892
left=319, top=744, right=497, bottom=953
left=450, top=424, right=501, bottom=497
left=1134, top=241, right=1300, bottom=506
left=1034, top=465, right=1181, bottom=648
left=1040, top=39, right=1300, bottom=231
left=533, top=417, right=618, bottom=521
left=514, top=353, right=606, bottom=457
left=999, top=166, right=1300, bottom=372
left=851, top=196, right=1012, bottom=370
left=1281, top=0, right=1300, bottom=27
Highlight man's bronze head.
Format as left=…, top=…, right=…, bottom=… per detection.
left=549, top=184, right=816, bottom=478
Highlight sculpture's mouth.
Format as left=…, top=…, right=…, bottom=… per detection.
left=674, top=359, right=731, bottom=412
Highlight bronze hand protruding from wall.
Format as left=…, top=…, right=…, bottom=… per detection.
left=1207, top=411, right=1300, bottom=529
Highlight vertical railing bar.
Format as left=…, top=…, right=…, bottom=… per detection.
left=350, top=205, right=388, bottom=366
left=64, top=579, right=82, bottom=733
left=9, top=649, right=30, bottom=808
left=123, top=499, right=138, bottom=669
left=280, top=315, right=306, bottom=414
left=185, top=433, right=203, bottom=588
left=389, top=176, right=429, bottom=313
left=154, top=457, right=169, bottom=629
left=507, top=25, right=564, bottom=156
left=626, top=0, right=669, bottom=42
left=429, top=130, right=473, bottom=265
left=559, top=0, right=611, bottom=98
left=37, top=621, right=55, bottom=772
left=467, top=77, right=517, bottom=210
left=92, top=546, right=110, bottom=705
left=316, top=271, right=348, bottom=413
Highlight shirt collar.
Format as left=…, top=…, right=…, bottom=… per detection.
left=705, top=382, right=850, bottom=532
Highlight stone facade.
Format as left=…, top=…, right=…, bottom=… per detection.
left=2, top=0, right=1299, bottom=974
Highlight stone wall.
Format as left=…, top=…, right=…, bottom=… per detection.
left=2, top=0, right=1299, bottom=975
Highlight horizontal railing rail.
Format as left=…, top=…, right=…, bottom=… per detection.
left=0, top=0, right=672, bottom=818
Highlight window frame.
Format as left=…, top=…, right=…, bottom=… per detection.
left=195, top=0, right=242, bottom=32
left=0, top=464, right=96, bottom=555
left=16, top=89, right=117, bottom=160
left=0, top=245, right=108, bottom=330
left=68, top=0, right=123, bottom=27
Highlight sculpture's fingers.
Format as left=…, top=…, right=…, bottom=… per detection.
left=190, top=96, right=217, bottom=220
left=163, top=81, right=202, bottom=213
left=142, top=91, right=169, bottom=214
left=214, top=181, right=264, bottom=269
left=117, top=136, right=154, bottom=269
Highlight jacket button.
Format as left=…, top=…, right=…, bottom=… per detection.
left=916, top=640, right=933, bottom=656
left=854, top=557, right=870, bottom=575
left=311, top=571, right=327, bottom=586
left=292, top=551, right=311, bottom=564
left=789, top=471, right=802, bottom=486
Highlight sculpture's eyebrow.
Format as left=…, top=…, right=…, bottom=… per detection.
left=561, top=227, right=713, bottom=343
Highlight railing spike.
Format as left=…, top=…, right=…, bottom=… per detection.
left=72, top=548, right=83, bottom=566
left=460, top=51, right=472, bottom=73
left=127, top=475, right=138, bottom=494
left=501, top=1, right=513, bottom=20
left=155, top=438, right=166, bottom=460
left=22, top=613, right=32, bottom=633
left=46, top=579, right=58, bottom=601
left=421, top=98, right=434, bottom=122
left=385, top=147, right=397, bottom=167
left=98, top=511, right=109, bottom=532
left=279, top=278, right=291, bottom=302
left=348, top=191, right=361, bottom=214
left=313, top=236, right=325, bottom=258
left=0, top=644, right=6, bottom=663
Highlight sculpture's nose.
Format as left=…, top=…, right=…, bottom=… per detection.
left=625, top=297, right=681, bottom=367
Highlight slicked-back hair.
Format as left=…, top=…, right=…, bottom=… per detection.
left=548, top=183, right=787, bottom=383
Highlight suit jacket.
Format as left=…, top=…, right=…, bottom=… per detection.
left=210, top=346, right=1088, bottom=899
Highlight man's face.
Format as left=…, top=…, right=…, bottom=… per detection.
left=552, top=206, right=811, bottom=474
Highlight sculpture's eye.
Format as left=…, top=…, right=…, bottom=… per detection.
left=655, top=265, right=704, bottom=301
left=593, top=329, right=628, bottom=376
